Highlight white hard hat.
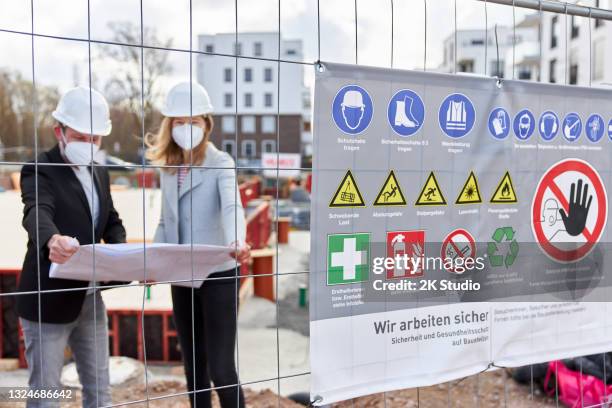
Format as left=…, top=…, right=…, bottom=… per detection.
left=341, top=90, right=364, bottom=108
left=161, top=82, right=214, bottom=117
left=52, top=86, right=112, bottom=136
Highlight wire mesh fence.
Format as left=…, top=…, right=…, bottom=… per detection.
left=0, top=0, right=611, bottom=407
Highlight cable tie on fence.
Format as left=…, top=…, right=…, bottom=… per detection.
left=493, top=23, right=502, bottom=89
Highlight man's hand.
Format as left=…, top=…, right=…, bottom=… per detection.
left=559, top=179, right=593, bottom=237
left=47, top=234, right=80, bottom=264
left=229, top=241, right=252, bottom=264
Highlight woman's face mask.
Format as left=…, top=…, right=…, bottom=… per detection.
left=172, top=123, right=204, bottom=151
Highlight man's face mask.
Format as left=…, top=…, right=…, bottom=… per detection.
left=60, top=128, right=99, bottom=166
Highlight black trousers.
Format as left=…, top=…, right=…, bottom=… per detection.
left=171, top=268, right=245, bottom=408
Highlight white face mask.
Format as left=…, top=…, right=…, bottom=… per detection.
left=172, top=124, right=204, bottom=150
left=61, top=130, right=99, bottom=165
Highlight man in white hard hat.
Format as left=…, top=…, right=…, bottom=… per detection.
left=18, top=86, right=127, bottom=407
left=341, top=89, right=365, bottom=130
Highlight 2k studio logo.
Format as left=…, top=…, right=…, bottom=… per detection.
left=327, top=233, right=370, bottom=285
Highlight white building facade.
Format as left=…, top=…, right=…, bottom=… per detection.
left=540, top=0, right=612, bottom=87
left=439, top=16, right=540, bottom=80
left=196, top=32, right=309, bottom=167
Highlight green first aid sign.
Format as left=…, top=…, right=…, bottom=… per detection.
left=327, top=233, right=370, bottom=285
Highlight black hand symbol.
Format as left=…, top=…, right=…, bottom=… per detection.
left=559, top=179, right=592, bottom=236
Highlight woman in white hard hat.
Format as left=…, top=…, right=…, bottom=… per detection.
left=147, top=81, right=250, bottom=408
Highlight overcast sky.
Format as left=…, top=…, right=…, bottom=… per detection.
left=0, top=0, right=532, bottom=101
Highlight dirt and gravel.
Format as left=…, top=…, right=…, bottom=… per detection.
left=333, top=369, right=556, bottom=408
left=7, top=369, right=550, bottom=407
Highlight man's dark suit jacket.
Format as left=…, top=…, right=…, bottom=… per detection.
left=18, top=144, right=127, bottom=324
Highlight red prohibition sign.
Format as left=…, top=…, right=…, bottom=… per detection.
left=531, top=158, right=608, bottom=263
left=440, top=229, right=476, bottom=273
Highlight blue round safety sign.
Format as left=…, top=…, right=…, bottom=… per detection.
left=487, top=107, right=510, bottom=140
left=562, top=112, right=582, bottom=142
left=585, top=114, right=605, bottom=143
left=513, top=109, right=535, bottom=141
left=387, top=89, right=425, bottom=137
left=538, top=111, right=559, bottom=142
left=332, top=85, right=373, bottom=135
left=438, top=93, right=475, bottom=138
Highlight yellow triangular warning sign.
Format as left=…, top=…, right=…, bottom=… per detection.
left=330, top=170, right=366, bottom=207
left=415, top=172, right=447, bottom=206
left=455, top=171, right=482, bottom=205
left=490, top=171, right=517, bottom=204
left=373, top=170, right=407, bottom=206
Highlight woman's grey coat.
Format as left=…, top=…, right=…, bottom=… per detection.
left=153, top=143, right=247, bottom=273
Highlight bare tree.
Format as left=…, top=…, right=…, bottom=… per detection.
left=0, top=70, right=59, bottom=160
left=99, top=22, right=173, bottom=139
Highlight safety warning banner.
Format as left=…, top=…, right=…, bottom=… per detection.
left=309, top=62, right=612, bottom=405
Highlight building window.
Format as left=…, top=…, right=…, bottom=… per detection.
left=241, top=116, right=256, bottom=133
left=261, top=116, right=276, bottom=133
left=550, top=16, right=558, bottom=48
left=244, top=68, right=252, bottom=82
left=242, top=140, right=256, bottom=158
left=264, top=67, right=273, bottom=82
left=264, top=93, right=273, bottom=108
left=221, top=116, right=235, bottom=133
left=471, top=39, right=484, bottom=46
left=569, top=63, right=578, bottom=85
left=224, top=93, right=233, bottom=108
left=458, top=60, right=474, bottom=73
left=518, top=66, right=531, bottom=80
left=234, top=42, right=242, bottom=56
left=286, top=49, right=296, bottom=55
left=593, top=38, right=605, bottom=81
left=262, top=140, right=276, bottom=153
left=224, top=68, right=232, bottom=83
left=222, top=140, right=236, bottom=155
left=254, top=42, right=263, bottom=56
left=549, top=59, right=557, bottom=83
left=244, top=93, right=253, bottom=108
left=570, top=15, right=579, bottom=39
left=205, top=44, right=214, bottom=53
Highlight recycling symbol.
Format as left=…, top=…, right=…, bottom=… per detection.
left=487, top=227, right=519, bottom=268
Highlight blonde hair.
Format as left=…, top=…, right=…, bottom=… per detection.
left=146, top=115, right=214, bottom=173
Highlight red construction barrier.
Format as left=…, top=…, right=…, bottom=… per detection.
left=305, top=172, right=312, bottom=193
left=107, top=309, right=180, bottom=363
left=132, top=169, right=158, bottom=189
left=239, top=177, right=261, bottom=206
left=246, top=201, right=271, bottom=250
left=0, top=269, right=25, bottom=367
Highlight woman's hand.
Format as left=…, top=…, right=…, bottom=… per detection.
left=229, top=241, right=251, bottom=264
